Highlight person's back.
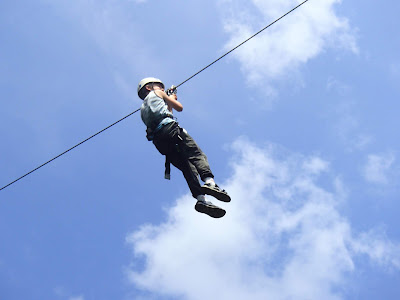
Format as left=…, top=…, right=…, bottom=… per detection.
left=141, top=90, right=174, bottom=130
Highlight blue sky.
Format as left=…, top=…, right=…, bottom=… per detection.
left=1, top=0, right=400, bottom=299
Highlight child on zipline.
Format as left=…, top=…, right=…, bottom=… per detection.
left=137, top=77, right=230, bottom=218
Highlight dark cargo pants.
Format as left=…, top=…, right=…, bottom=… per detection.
left=152, top=122, right=213, bottom=198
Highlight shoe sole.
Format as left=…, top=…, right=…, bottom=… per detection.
left=201, top=185, right=231, bottom=202
left=195, top=202, right=226, bottom=218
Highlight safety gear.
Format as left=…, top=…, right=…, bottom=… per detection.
left=137, top=77, right=164, bottom=99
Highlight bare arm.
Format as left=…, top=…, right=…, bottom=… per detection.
left=154, top=90, right=183, bottom=112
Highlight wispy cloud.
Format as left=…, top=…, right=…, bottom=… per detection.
left=363, top=152, right=396, bottom=185
left=48, top=0, right=147, bottom=63
left=219, top=0, right=358, bottom=94
left=69, top=296, right=85, bottom=300
left=54, top=286, right=85, bottom=300
left=327, top=77, right=351, bottom=96
left=330, top=98, right=373, bottom=151
left=390, top=61, right=400, bottom=79
left=352, top=228, right=400, bottom=269
left=44, top=0, right=157, bottom=98
left=125, top=138, right=399, bottom=299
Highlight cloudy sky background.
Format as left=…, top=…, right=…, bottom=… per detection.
left=1, top=0, right=400, bottom=299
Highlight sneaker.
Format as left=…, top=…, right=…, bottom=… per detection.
left=195, top=200, right=226, bottom=218
left=201, top=183, right=231, bottom=202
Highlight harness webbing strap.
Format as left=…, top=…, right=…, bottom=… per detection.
left=165, top=156, right=171, bottom=180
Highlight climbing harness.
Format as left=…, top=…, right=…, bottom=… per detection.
left=0, top=0, right=309, bottom=191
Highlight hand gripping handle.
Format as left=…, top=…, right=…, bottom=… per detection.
left=166, top=85, right=177, bottom=96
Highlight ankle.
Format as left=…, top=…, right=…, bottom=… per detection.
left=204, top=177, right=215, bottom=186
left=196, top=195, right=206, bottom=202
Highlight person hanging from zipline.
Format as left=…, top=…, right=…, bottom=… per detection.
left=137, top=77, right=230, bottom=218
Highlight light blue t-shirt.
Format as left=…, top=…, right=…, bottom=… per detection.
left=140, top=91, right=174, bottom=130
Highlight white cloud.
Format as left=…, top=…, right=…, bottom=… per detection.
left=219, top=0, right=358, bottom=92
left=302, top=156, right=330, bottom=175
left=352, top=228, right=400, bottom=269
left=125, top=138, right=399, bottom=300
left=363, top=152, right=396, bottom=184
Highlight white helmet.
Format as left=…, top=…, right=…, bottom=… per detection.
left=137, top=77, right=164, bottom=99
